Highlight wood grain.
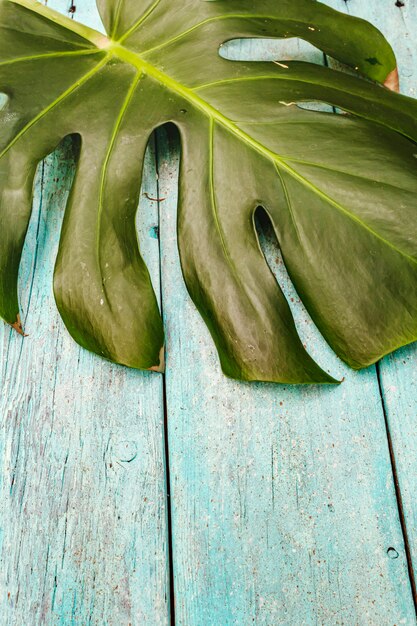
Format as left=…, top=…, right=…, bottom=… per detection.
left=0, top=1, right=170, bottom=616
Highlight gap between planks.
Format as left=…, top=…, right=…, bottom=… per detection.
left=376, top=362, right=417, bottom=613
left=154, top=129, right=177, bottom=626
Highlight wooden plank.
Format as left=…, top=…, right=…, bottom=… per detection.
left=157, top=29, right=416, bottom=626
left=0, top=1, right=170, bottom=621
left=328, top=0, right=417, bottom=595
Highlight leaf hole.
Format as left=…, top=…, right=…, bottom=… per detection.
left=218, top=41, right=349, bottom=113
left=280, top=100, right=336, bottom=112
left=254, top=206, right=343, bottom=376
left=219, top=37, right=325, bottom=65
left=0, top=93, right=8, bottom=112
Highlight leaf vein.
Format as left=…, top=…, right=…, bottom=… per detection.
left=0, top=48, right=101, bottom=69
left=0, top=55, right=108, bottom=161
left=208, top=118, right=253, bottom=297
left=283, top=156, right=417, bottom=194
left=274, top=163, right=302, bottom=244
left=96, top=70, right=143, bottom=307
left=277, top=160, right=417, bottom=264
left=141, top=14, right=287, bottom=57
left=118, top=0, right=163, bottom=43
left=110, top=0, right=125, bottom=38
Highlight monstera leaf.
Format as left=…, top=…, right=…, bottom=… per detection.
left=1, top=0, right=417, bottom=383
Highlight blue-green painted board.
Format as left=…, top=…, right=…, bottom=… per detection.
left=157, top=19, right=416, bottom=626
left=329, top=0, right=417, bottom=589
left=0, top=1, right=171, bottom=621
left=0, top=142, right=170, bottom=626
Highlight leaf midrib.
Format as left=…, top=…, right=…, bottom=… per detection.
left=110, top=44, right=417, bottom=265
left=8, top=0, right=417, bottom=266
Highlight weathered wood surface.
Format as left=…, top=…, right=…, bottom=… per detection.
left=0, top=4, right=171, bottom=615
left=1, top=0, right=417, bottom=624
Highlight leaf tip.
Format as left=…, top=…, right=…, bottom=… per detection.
left=148, top=346, right=165, bottom=373
left=384, top=67, right=399, bottom=92
left=10, top=314, right=27, bottom=337
left=319, top=372, right=342, bottom=385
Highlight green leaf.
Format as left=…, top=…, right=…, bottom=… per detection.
left=1, top=0, right=416, bottom=383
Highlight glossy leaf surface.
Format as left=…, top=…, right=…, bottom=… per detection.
left=1, top=0, right=416, bottom=382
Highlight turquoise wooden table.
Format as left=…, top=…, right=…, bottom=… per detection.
left=1, top=0, right=417, bottom=624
